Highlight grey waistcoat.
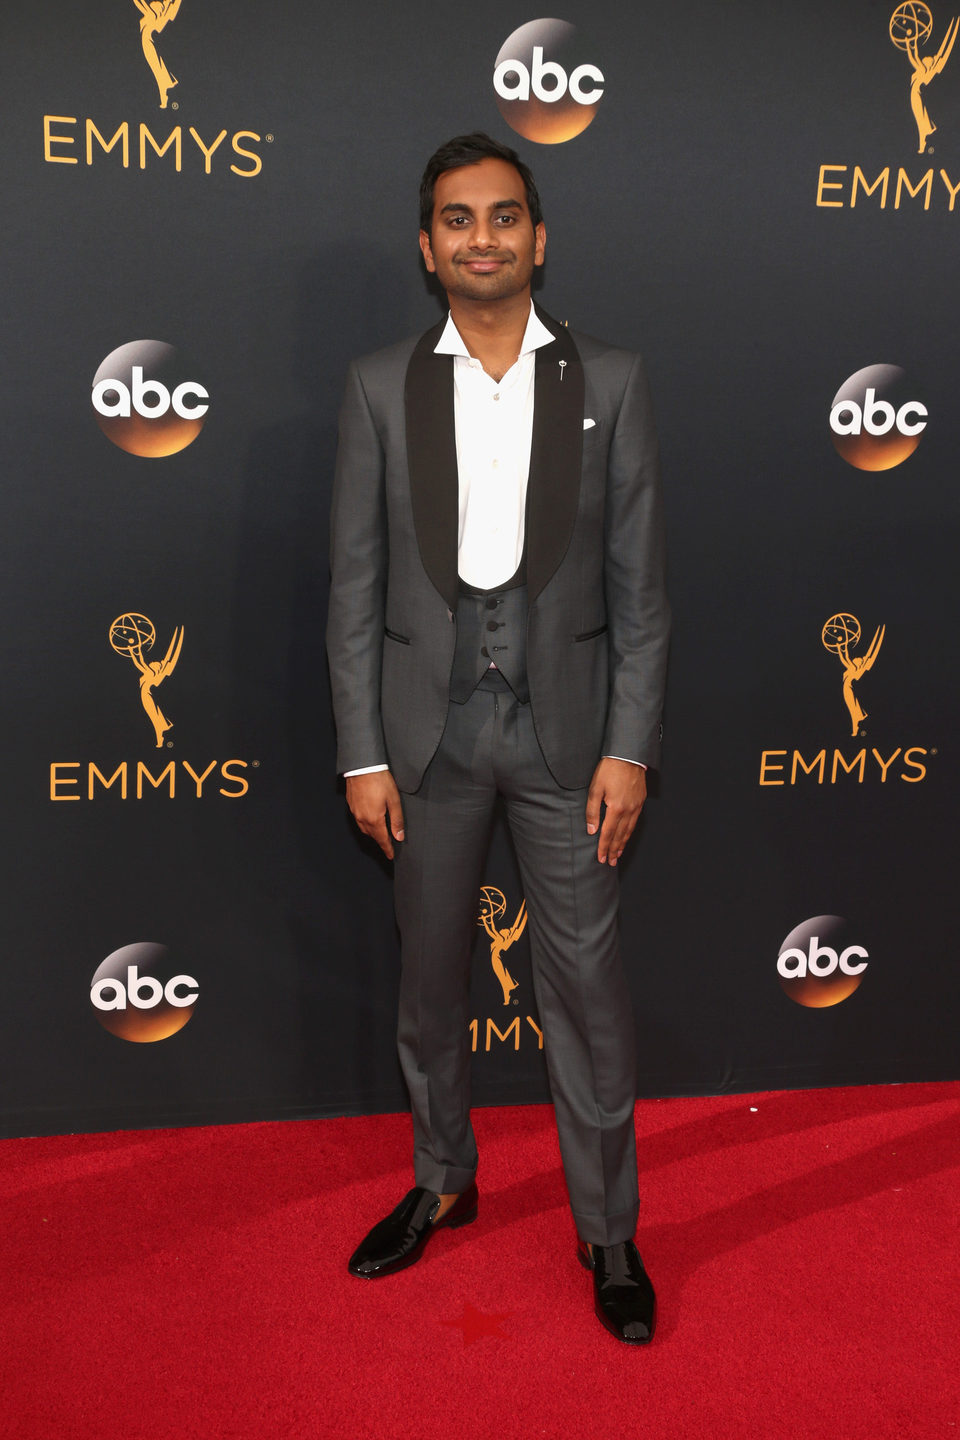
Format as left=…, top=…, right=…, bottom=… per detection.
left=449, top=576, right=530, bottom=704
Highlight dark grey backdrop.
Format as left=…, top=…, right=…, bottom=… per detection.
left=0, top=0, right=955, bottom=1137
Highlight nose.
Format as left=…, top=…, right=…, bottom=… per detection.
left=469, top=219, right=497, bottom=250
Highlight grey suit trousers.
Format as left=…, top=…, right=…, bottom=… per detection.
left=393, top=671, right=641, bottom=1247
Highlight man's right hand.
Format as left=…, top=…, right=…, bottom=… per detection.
left=345, top=771, right=405, bottom=859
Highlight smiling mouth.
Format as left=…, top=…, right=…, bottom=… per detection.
left=457, top=256, right=511, bottom=269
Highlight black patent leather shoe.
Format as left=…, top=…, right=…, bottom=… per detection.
left=578, top=1238, right=656, bottom=1344
left=348, top=1183, right=479, bottom=1278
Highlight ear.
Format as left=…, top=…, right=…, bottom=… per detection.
left=419, top=229, right=437, bottom=273
left=534, top=222, right=546, bottom=268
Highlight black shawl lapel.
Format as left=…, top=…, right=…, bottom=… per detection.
left=527, top=308, right=583, bottom=602
left=403, top=307, right=583, bottom=609
left=405, top=318, right=459, bottom=611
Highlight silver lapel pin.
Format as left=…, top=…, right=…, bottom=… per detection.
left=558, top=360, right=567, bottom=382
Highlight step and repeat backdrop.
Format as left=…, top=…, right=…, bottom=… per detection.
left=1, top=1, right=956, bottom=1137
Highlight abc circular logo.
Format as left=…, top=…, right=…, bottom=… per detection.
left=777, top=916, right=868, bottom=1008
left=493, top=19, right=604, bottom=143
left=829, top=365, right=926, bottom=472
left=92, top=341, right=209, bottom=457
left=90, top=943, right=198, bottom=1042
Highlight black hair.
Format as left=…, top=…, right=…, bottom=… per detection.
left=418, top=132, right=543, bottom=233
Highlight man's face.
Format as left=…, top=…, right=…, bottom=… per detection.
left=419, top=157, right=546, bottom=304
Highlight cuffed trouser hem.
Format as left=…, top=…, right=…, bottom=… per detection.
left=413, top=1161, right=477, bottom=1197
left=572, top=1200, right=640, bottom=1248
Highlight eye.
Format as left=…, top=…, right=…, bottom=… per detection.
left=494, top=214, right=517, bottom=226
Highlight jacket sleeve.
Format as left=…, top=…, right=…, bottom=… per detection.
left=325, top=360, right=390, bottom=775
left=600, top=354, right=671, bottom=769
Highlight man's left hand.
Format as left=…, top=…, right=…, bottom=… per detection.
left=586, top=758, right=647, bottom=866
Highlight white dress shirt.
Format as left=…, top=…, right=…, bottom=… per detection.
left=435, top=303, right=555, bottom=590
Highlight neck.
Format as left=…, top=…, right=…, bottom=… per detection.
left=447, top=290, right=533, bottom=382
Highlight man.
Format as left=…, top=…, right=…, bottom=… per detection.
left=326, top=134, right=669, bottom=1344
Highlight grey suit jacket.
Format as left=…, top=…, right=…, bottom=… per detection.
left=326, top=306, right=670, bottom=793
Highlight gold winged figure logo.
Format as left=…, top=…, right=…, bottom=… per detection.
left=477, top=887, right=528, bottom=1006
left=821, top=613, right=885, bottom=736
left=889, top=3, right=959, bottom=151
left=132, top=0, right=184, bottom=110
left=110, top=612, right=184, bottom=747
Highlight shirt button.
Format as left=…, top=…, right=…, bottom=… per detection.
left=485, top=598, right=499, bottom=610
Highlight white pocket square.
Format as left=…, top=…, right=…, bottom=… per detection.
left=583, top=418, right=596, bottom=430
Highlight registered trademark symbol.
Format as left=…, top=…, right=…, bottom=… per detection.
left=252, top=760, right=260, bottom=768
left=172, top=102, right=179, bottom=111
left=266, top=134, right=274, bottom=143
left=931, top=747, right=938, bottom=755
left=859, top=729, right=866, bottom=737
left=166, top=741, right=174, bottom=748
left=512, top=998, right=519, bottom=1006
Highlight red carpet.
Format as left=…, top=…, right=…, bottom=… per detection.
left=3, top=1083, right=959, bottom=1439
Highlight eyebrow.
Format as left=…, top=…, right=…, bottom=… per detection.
left=438, top=198, right=524, bottom=216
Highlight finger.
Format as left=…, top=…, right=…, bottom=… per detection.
left=352, top=804, right=394, bottom=860
left=388, top=792, right=405, bottom=843
left=601, top=802, right=643, bottom=864
left=585, top=779, right=604, bottom=836
left=371, top=814, right=395, bottom=860
left=609, top=810, right=639, bottom=862
left=596, top=806, right=620, bottom=864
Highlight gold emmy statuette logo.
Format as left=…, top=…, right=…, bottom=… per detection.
left=477, top=886, right=527, bottom=1006
left=43, top=0, right=267, bottom=179
left=110, top=612, right=184, bottom=747
left=890, top=2, right=959, bottom=151
left=133, top=0, right=183, bottom=109
left=757, top=614, right=930, bottom=788
left=822, top=613, right=885, bottom=736
left=815, top=5, right=960, bottom=209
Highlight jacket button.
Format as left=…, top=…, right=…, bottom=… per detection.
left=485, top=597, right=498, bottom=610
left=481, top=647, right=489, bottom=658
left=486, top=620, right=500, bottom=631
